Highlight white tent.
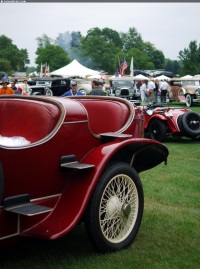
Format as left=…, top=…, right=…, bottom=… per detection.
left=154, top=75, right=170, bottom=81
left=180, top=75, right=193, bottom=79
left=87, top=74, right=107, bottom=80
left=133, top=74, right=150, bottom=81
left=50, top=59, right=100, bottom=77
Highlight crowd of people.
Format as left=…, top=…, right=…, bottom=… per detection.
left=0, top=74, right=30, bottom=96
left=0, top=73, right=169, bottom=104
left=139, top=79, right=169, bottom=105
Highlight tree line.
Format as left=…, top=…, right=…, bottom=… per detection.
left=0, top=27, right=200, bottom=76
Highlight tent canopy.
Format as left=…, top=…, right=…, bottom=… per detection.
left=50, top=59, right=100, bottom=78
left=133, top=74, right=150, bottom=81
left=180, top=75, right=193, bottom=80
left=87, top=74, right=107, bottom=80
left=153, top=75, right=170, bottom=81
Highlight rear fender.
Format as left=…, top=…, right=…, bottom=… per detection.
left=22, top=138, right=168, bottom=239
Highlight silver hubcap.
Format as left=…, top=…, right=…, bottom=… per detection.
left=99, top=174, right=139, bottom=243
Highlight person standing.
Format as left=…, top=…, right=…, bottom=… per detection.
left=10, top=81, right=21, bottom=94
left=0, top=80, right=15, bottom=95
left=160, top=79, right=169, bottom=103
left=89, top=79, right=107, bottom=96
left=140, top=80, right=148, bottom=105
left=61, top=81, right=83, bottom=97
left=154, top=79, right=159, bottom=103
left=20, top=79, right=29, bottom=94
left=147, top=79, right=155, bottom=103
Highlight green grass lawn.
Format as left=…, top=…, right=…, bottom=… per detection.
left=0, top=121, right=199, bottom=269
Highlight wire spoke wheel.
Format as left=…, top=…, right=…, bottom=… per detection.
left=84, top=162, right=144, bottom=252
left=100, top=174, right=138, bottom=243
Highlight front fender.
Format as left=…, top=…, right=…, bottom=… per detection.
left=145, top=114, right=167, bottom=129
left=22, top=138, right=168, bottom=240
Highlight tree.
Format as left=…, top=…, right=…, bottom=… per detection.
left=35, top=44, right=71, bottom=72
left=0, top=35, right=30, bottom=72
left=120, top=27, right=144, bottom=51
left=179, top=40, right=200, bottom=75
left=81, top=28, right=120, bottom=73
left=126, top=48, right=154, bottom=71
left=36, top=34, right=54, bottom=48
left=143, top=42, right=165, bottom=69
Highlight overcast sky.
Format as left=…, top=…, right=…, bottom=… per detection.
left=1, top=2, right=200, bottom=67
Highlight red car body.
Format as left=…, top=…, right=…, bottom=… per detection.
left=0, top=95, right=168, bottom=252
left=140, top=104, right=200, bottom=142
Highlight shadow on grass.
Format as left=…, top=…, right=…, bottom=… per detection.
left=0, top=224, right=95, bottom=268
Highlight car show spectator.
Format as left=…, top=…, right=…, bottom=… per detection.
left=0, top=80, right=15, bottom=95
left=89, top=79, right=107, bottom=96
left=154, top=79, right=159, bottom=103
left=20, top=79, right=29, bottom=95
left=2, top=74, right=9, bottom=82
left=140, top=80, right=148, bottom=105
left=10, top=81, right=21, bottom=95
left=61, top=81, right=83, bottom=97
left=160, top=79, right=169, bottom=103
left=147, top=79, right=155, bottom=103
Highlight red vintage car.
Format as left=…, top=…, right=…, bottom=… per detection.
left=0, top=95, right=168, bottom=252
left=140, top=104, right=200, bottom=142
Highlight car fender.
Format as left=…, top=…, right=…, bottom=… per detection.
left=145, top=114, right=167, bottom=128
left=22, top=138, right=168, bottom=240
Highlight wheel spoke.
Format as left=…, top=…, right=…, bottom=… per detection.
left=99, top=174, right=139, bottom=243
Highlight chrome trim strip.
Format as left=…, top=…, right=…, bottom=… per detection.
left=62, top=120, right=88, bottom=125
left=31, top=193, right=61, bottom=202
left=0, top=193, right=61, bottom=209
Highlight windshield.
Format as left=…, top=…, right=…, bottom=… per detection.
left=112, top=80, right=133, bottom=88
left=36, top=81, right=52, bottom=86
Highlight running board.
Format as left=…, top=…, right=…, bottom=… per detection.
left=4, top=194, right=52, bottom=216
left=60, top=155, right=94, bottom=170
left=61, top=161, right=94, bottom=169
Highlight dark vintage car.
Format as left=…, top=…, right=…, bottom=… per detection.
left=0, top=95, right=168, bottom=252
left=27, top=78, right=71, bottom=96
left=109, top=77, right=140, bottom=103
left=140, top=104, right=200, bottom=142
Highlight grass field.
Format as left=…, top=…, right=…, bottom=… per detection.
left=0, top=105, right=199, bottom=269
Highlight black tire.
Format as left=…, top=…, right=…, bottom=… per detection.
left=84, top=162, right=144, bottom=252
left=32, top=92, right=42, bottom=95
left=177, top=111, right=200, bottom=138
left=149, top=119, right=167, bottom=142
left=44, top=88, right=53, bottom=96
left=185, top=94, right=193, bottom=107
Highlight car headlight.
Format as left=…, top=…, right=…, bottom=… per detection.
left=27, top=88, right=32, bottom=95
left=195, top=88, right=200, bottom=96
left=115, top=89, right=121, bottom=96
left=179, top=88, right=185, bottom=95
left=129, top=89, right=134, bottom=97
left=165, top=111, right=173, bottom=117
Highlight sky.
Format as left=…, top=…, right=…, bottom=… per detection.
left=1, top=2, right=200, bottom=68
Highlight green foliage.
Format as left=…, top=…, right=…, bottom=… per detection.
left=179, top=40, right=200, bottom=75
left=0, top=35, right=29, bottom=72
left=35, top=44, right=71, bottom=72
left=81, top=28, right=120, bottom=73
left=121, top=27, right=144, bottom=50
left=36, top=34, right=54, bottom=48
